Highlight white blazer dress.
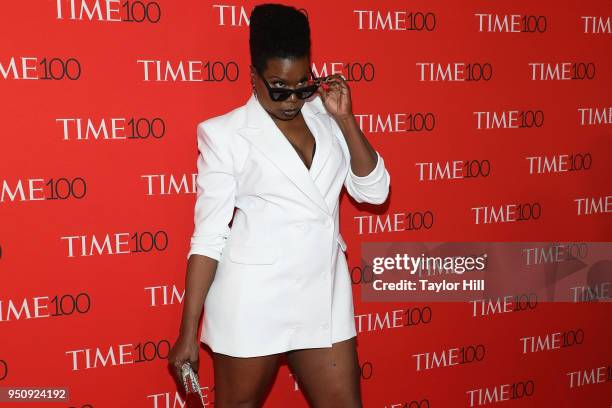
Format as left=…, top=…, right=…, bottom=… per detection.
left=187, top=93, right=391, bottom=357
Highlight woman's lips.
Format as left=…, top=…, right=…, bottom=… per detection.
left=282, top=108, right=299, bottom=115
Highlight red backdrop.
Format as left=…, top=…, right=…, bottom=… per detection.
left=1, top=1, right=611, bottom=407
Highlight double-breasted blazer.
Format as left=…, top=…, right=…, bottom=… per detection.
left=187, top=93, right=390, bottom=357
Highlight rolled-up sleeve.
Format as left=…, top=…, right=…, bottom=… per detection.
left=186, top=123, right=237, bottom=261
left=344, top=150, right=390, bottom=204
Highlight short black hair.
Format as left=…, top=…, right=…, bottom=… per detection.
left=249, top=4, right=311, bottom=74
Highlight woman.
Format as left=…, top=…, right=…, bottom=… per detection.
left=169, top=4, right=390, bottom=407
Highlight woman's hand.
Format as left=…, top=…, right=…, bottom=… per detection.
left=168, top=333, right=200, bottom=385
left=316, top=74, right=354, bottom=122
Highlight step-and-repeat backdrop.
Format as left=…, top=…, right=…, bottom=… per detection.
left=1, top=1, right=610, bottom=407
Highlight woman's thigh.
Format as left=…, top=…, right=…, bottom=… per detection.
left=285, top=336, right=363, bottom=408
left=212, top=351, right=281, bottom=408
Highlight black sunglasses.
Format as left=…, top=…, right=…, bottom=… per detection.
left=255, top=67, right=321, bottom=102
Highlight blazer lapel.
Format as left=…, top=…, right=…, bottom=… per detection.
left=303, top=103, right=333, bottom=181
left=236, top=94, right=332, bottom=215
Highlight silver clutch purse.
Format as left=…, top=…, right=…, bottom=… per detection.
left=180, top=361, right=205, bottom=408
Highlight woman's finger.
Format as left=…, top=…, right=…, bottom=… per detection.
left=191, top=359, right=200, bottom=373
left=323, top=73, right=347, bottom=83
left=317, top=83, right=329, bottom=98
left=321, top=77, right=342, bottom=88
left=322, top=76, right=349, bottom=92
left=170, top=366, right=182, bottom=386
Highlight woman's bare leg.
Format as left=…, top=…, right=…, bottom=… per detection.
left=212, top=351, right=281, bottom=408
left=285, top=336, right=363, bottom=408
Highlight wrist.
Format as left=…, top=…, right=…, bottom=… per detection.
left=335, top=113, right=357, bottom=130
left=179, top=325, right=198, bottom=340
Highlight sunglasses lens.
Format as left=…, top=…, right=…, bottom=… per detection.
left=297, top=85, right=318, bottom=99
left=271, top=90, right=291, bottom=101
left=268, top=82, right=318, bottom=101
